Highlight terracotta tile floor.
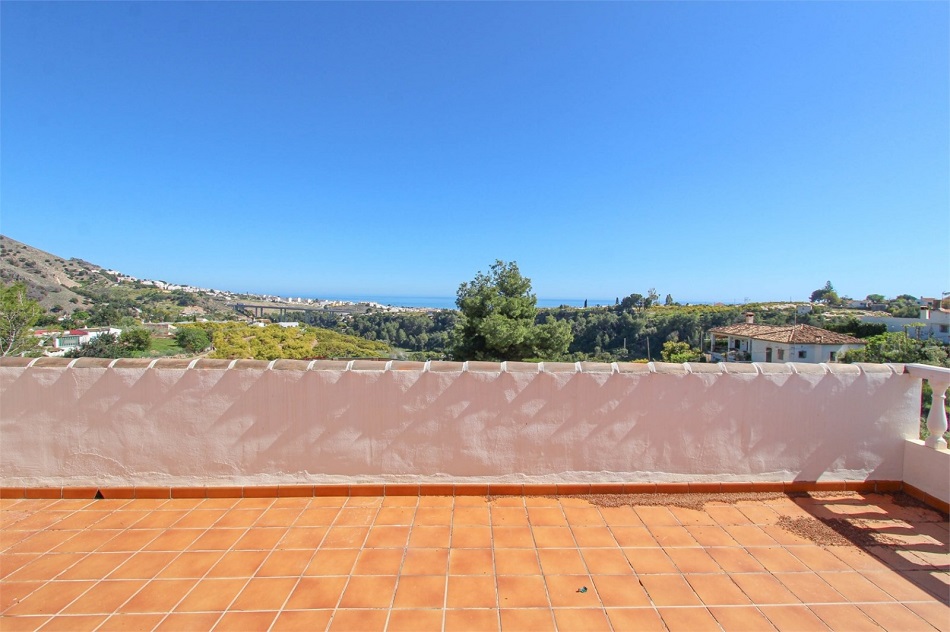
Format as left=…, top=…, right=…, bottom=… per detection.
left=0, top=492, right=947, bottom=631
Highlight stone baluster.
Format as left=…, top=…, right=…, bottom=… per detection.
left=925, top=374, right=949, bottom=450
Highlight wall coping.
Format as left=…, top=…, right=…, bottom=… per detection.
left=1, top=356, right=909, bottom=376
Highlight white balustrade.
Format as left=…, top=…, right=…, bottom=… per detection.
left=906, top=364, right=950, bottom=450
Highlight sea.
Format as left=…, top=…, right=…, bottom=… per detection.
left=314, top=295, right=618, bottom=310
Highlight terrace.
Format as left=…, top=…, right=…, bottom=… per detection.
left=1, top=357, right=948, bottom=630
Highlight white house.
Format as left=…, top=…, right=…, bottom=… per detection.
left=52, top=327, right=122, bottom=350
left=861, top=307, right=950, bottom=344
left=709, top=314, right=865, bottom=363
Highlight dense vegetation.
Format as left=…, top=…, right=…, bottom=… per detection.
left=184, top=322, right=390, bottom=361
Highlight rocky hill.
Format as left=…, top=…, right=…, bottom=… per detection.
left=0, top=235, right=102, bottom=312
left=0, top=235, right=236, bottom=320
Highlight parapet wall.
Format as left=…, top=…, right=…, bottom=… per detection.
left=0, top=358, right=921, bottom=488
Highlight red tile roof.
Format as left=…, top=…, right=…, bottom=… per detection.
left=708, top=324, right=865, bottom=345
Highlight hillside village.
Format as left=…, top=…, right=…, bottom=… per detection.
left=2, top=235, right=948, bottom=367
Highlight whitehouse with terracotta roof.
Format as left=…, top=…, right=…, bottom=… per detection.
left=709, top=312, right=865, bottom=363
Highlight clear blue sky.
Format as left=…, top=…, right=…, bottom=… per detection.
left=2, top=2, right=947, bottom=303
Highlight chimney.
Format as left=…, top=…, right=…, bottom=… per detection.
left=744, top=312, right=754, bottom=324
left=920, top=306, right=931, bottom=320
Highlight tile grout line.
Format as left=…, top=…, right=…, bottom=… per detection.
left=323, top=494, right=387, bottom=631
left=265, top=497, right=342, bottom=632
left=11, top=497, right=172, bottom=623
left=440, top=496, right=452, bottom=632
left=520, top=497, right=556, bottom=630
left=598, top=502, right=664, bottom=628
left=94, top=495, right=249, bottom=632
left=146, top=495, right=277, bottom=632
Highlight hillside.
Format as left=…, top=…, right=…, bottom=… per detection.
left=0, top=235, right=236, bottom=321
left=0, top=235, right=100, bottom=312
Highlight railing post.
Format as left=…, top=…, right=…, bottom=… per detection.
left=906, top=364, right=950, bottom=450
left=925, top=375, right=949, bottom=449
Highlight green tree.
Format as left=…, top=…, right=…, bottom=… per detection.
left=810, top=281, right=839, bottom=304
left=175, top=327, right=211, bottom=354
left=660, top=340, right=701, bottom=363
left=119, top=328, right=151, bottom=352
left=0, top=283, right=43, bottom=356
left=452, top=260, right=572, bottom=361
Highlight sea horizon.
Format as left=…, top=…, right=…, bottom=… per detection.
left=311, top=295, right=620, bottom=310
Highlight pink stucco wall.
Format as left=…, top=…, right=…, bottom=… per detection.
left=0, top=359, right=920, bottom=487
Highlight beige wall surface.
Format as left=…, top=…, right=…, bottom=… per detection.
left=0, top=362, right=921, bottom=487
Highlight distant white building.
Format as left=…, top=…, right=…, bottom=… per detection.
left=51, top=327, right=122, bottom=350
left=861, top=307, right=950, bottom=344
left=709, top=314, right=865, bottom=363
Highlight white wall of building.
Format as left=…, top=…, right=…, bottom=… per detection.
left=861, top=311, right=950, bottom=344
left=747, top=340, right=865, bottom=363
left=0, top=360, right=921, bottom=488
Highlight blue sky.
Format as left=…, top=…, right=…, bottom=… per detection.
left=2, top=2, right=947, bottom=303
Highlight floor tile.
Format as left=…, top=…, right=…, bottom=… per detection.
left=408, top=525, right=451, bottom=548
left=270, top=609, right=334, bottom=632
left=552, top=607, right=611, bottom=631
left=321, top=526, right=369, bottom=549
left=526, top=507, right=567, bottom=527
left=206, top=550, right=268, bottom=578
left=607, top=525, right=657, bottom=548
left=686, top=574, right=752, bottom=605
left=537, top=548, right=587, bottom=575
left=3, top=580, right=94, bottom=616
left=115, top=579, right=196, bottom=613
left=493, top=548, right=541, bottom=575
left=708, top=605, right=778, bottom=631
left=591, top=574, right=652, bottom=607
left=447, top=575, right=497, bottom=608
left=284, top=576, right=348, bottom=609
left=774, top=572, right=846, bottom=604
left=730, top=572, right=801, bottom=605
left=443, top=608, right=500, bottom=632
left=255, top=549, right=312, bottom=577
left=213, top=610, right=278, bottom=631
left=809, top=604, right=890, bottom=631
left=544, top=574, right=595, bottom=608
left=448, top=548, right=493, bottom=575
left=352, top=548, right=405, bottom=575
left=60, top=580, right=146, bottom=615
left=392, top=575, right=446, bottom=608
left=648, top=526, right=699, bottom=547
left=817, top=570, right=899, bottom=602
left=338, top=575, right=397, bottom=608
left=531, top=526, right=576, bottom=548
left=639, top=575, right=702, bottom=606
left=387, top=608, right=444, bottom=631
left=452, top=525, right=492, bottom=548
left=496, top=575, right=550, bottom=608
left=657, top=606, right=720, bottom=631
left=759, top=605, right=831, bottom=631
left=174, top=578, right=247, bottom=612
left=229, top=576, right=298, bottom=610
left=500, top=607, right=556, bottom=631
left=623, top=548, right=678, bottom=574
left=5, top=552, right=86, bottom=582
left=581, top=547, right=633, bottom=574
left=400, top=547, right=448, bottom=575
left=605, top=607, right=666, bottom=631
left=365, top=525, right=410, bottom=548
left=491, top=526, right=534, bottom=548
left=154, top=612, right=223, bottom=631
left=107, top=551, right=177, bottom=579
left=35, top=615, right=105, bottom=631
left=858, top=603, right=942, bottom=631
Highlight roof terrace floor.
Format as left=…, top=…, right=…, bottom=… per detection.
left=1, top=492, right=947, bottom=631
